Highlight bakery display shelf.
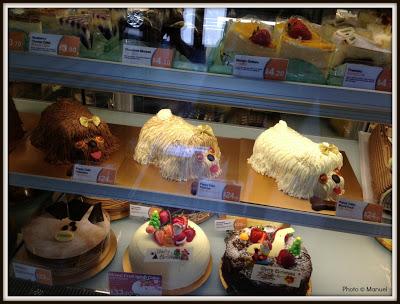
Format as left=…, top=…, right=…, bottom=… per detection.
left=8, top=112, right=391, bottom=238
left=9, top=52, right=391, bottom=124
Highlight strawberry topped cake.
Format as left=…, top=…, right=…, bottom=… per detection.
left=128, top=209, right=211, bottom=294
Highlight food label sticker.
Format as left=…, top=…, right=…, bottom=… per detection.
left=58, top=35, right=80, bottom=57
left=233, top=55, right=288, bottom=80
left=122, top=43, right=157, bottom=66
left=336, top=199, right=383, bottom=223
left=29, top=33, right=62, bottom=55
left=143, top=247, right=193, bottom=262
left=191, top=179, right=241, bottom=202
left=130, top=205, right=151, bottom=218
left=72, top=164, right=116, bottom=185
left=343, top=64, right=384, bottom=90
left=375, top=68, right=392, bottom=92
left=13, top=262, right=53, bottom=286
left=108, top=272, right=162, bottom=296
left=9, top=31, right=26, bottom=51
left=251, top=264, right=302, bottom=288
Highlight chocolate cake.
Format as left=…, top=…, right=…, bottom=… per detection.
left=221, top=226, right=312, bottom=296
left=30, top=99, right=119, bottom=164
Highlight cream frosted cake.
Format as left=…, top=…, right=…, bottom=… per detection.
left=128, top=209, right=211, bottom=292
left=134, top=109, right=221, bottom=181
left=248, top=120, right=344, bottom=199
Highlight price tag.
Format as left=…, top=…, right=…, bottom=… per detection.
left=151, top=48, right=174, bottom=68
left=215, top=217, right=248, bottom=231
left=191, top=179, right=241, bottom=202
left=108, top=272, right=162, bottom=296
left=72, top=164, right=116, bottom=185
left=251, top=264, right=302, bottom=288
left=13, top=262, right=53, bottom=286
left=376, top=68, right=392, bottom=92
left=29, top=33, right=62, bottom=55
left=343, top=64, right=384, bottom=90
left=130, top=205, right=151, bottom=218
left=336, top=199, right=383, bottom=223
left=58, top=35, right=80, bottom=57
left=233, top=55, right=288, bottom=80
left=9, top=31, right=26, bottom=51
left=122, top=43, right=157, bottom=66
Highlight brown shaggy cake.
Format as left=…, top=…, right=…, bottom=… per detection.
left=30, top=99, right=119, bottom=164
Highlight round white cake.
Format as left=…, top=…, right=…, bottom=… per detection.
left=128, top=220, right=211, bottom=291
left=248, top=120, right=343, bottom=199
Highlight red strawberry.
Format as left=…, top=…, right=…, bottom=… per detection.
left=250, top=27, right=272, bottom=47
left=184, top=227, right=196, bottom=242
left=276, top=249, right=296, bottom=269
left=287, top=18, right=312, bottom=40
left=250, top=227, right=264, bottom=243
left=154, top=230, right=165, bottom=246
left=146, top=225, right=156, bottom=234
left=159, top=210, right=171, bottom=226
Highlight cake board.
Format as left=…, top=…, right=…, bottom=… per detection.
left=218, top=260, right=312, bottom=296
left=375, top=238, right=392, bottom=251
left=14, top=230, right=117, bottom=286
left=123, top=247, right=212, bottom=295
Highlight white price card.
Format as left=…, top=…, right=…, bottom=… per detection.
left=251, top=264, right=302, bottom=288
left=130, top=205, right=151, bottom=218
left=191, top=179, right=241, bottom=202
left=214, top=219, right=235, bottom=231
left=13, top=262, right=53, bottom=286
left=343, top=64, right=383, bottom=90
left=122, top=44, right=157, bottom=66
left=144, top=247, right=193, bottom=262
left=336, top=199, right=383, bottom=223
left=72, top=164, right=116, bottom=185
left=29, top=33, right=62, bottom=55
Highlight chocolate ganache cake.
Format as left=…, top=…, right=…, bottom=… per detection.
left=221, top=226, right=312, bottom=296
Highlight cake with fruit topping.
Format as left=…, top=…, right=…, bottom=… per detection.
left=221, top=226, right=312, bottom=295
left=276, top=17, right=336, bottom=75
left=248, top=120, right=344, bottom=199
left=20, top=199, right=111, bottom=277
left=128, top=209, right=211, bottom=294
left=222, top=20, right=278, bottom=58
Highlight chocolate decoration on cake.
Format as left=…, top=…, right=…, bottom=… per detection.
left=30, top=99, right=119, bottom=164
left=88, top=203, right=104, bottom=224
left=46, top=201, right=68, bottom=220
left=67, top=199, right=92, bottom=222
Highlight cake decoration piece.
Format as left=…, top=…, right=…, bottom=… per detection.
left=134, top=109, right=221, bottom=182
left=88, top=202, right=104, bottom=224
left=159, top=210, right=171, bottom=226
left=154, top=230, right=165, bottom=246
left=276, top=249, right=296, bottom=269
left=55, top=230, right=74, bottom=242
left=288, top=237, right=302, bottom=257
left=287, top=17, right=312, bottom=40
left=310, top=171, right=345, bottom=211
left=249, top=227, right=264, bottom=243
left=248, top=120, right=344, bottom=199
left=45, top=201, right=68, bottom=220
left=250, top=26, right=272, bottom=46
left=149, top=210, right=161, bottom=230
left=67, top=199, right=92, bottom=221
left=30, top=99, right=119, bottom=165
left=269, top=227, right=295, bottom=258
left=239, top=232, right=249, bottom=241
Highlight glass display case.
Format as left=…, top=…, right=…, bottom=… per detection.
left=5, top=4, right=394, bottom=299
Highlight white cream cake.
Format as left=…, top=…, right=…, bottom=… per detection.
left=128, top=220, right=211, bottom=291
left=248, top=120, right=343, bottom=199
